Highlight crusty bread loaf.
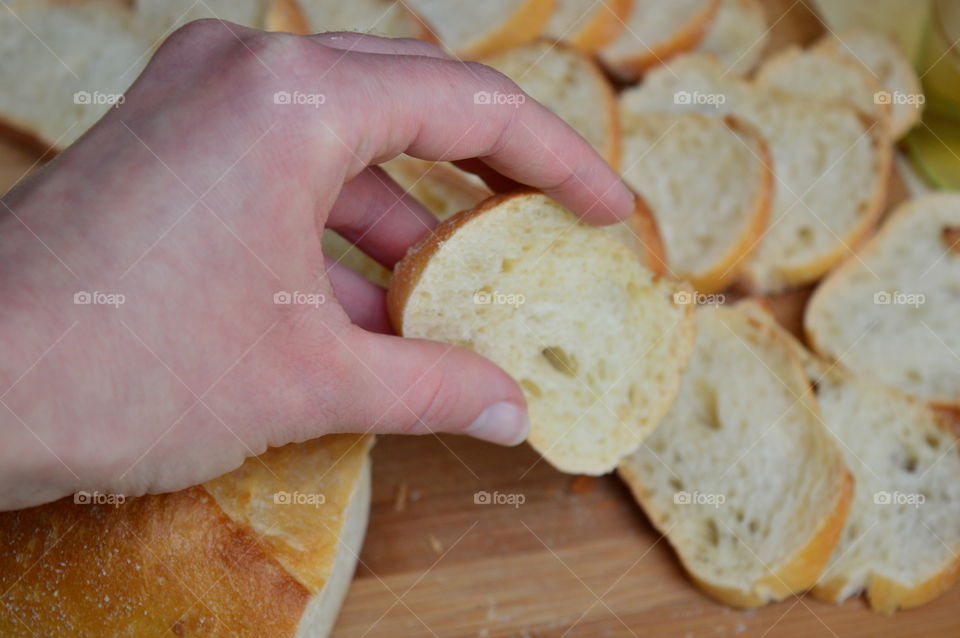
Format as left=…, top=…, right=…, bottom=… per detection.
left=620, top=54, right=891, bottom=293
left=135, top=0, right=308, bottom=38
left=295, top=0, right=431, bottom=39
left=543, top=0, right=631, bottom=52
left=405, top=0, right=555, bottom=59
left=388, top=191, right=695, bottom=475
left=618, top=304, right=851, bottom=608
left=480, top=39, right=621, bottom=169
left=738, top=299, right=960, bottom=614
left=806, top=194, right=960, bottom=409
left=322, top=158, right=491, bottom=287
left=695, top=0, right=768, bottom=74
left=0, top=435, right=373, bottom=637
left=816, top=28, right=923, bottom=139
left=0, top=1, right=151, bottom=151
left=600, top=0, right=720, bottom=81
left=754, top=45, right=891, bottom=132
left=618, top=110, right=772, bottom=292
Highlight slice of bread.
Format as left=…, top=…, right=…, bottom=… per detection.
left=816, top=28, right=924, bottom=139
left=618, top=304, right=852, bottom=608
left=620, top=54, right=891, bottom=293
left=741, top=300, right=960, bottom=614
left=295, top=0, right=431, bottom=39
left=135, top=0, right=308, bottom=39
left=754, top=45, right=891, bottom=133
left=695, top=0, right=768, bottom=74
left=480, top=39, right=621, bottom=169
left=618, top=111, right=772, bottom=292
left=405, top=0, right=555, bottom=59
left=322, top=158, right=491, bottom=287
left=0, top=434, right=374, bottom=637
left=805, top=194, right=960, bottom=409
left=0, top=1, right=151, bottom=151
left=387, top=191, right=695, bottom=475
left=543, top=0, right=631, bottom=52
left=600, top=0, right=720, bottom=81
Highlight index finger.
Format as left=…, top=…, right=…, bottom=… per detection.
left=327, top=50, right=634, bottom=224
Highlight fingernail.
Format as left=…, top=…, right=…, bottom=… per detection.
left=464, top=402, right=530, bottom=446
left=612, top=182, right=637, bottom=219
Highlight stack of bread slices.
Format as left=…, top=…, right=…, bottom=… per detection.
left=0, top=0, right=957, bottom=633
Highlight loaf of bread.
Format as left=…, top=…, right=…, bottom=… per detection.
left=388, top=191, right=695, bottom=475
left=805, top=194, right=960, bottom=409
left=0, top=435, right=373, bottom=637
left=619, top=305, right=851, bottom=607
left=135, top=0, right=308, bottom=38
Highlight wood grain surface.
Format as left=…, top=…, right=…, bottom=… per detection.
left=1, top=1, right=956, bottom=636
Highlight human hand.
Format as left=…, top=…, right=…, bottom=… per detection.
left=0, top=23, right=634, bottom=509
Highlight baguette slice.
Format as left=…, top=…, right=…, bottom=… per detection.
left=388, top=191, right=695, bottom=475
left=618, top=305, right=852, bottom=608
left=695, top=0, right=768, bottom=74
left=0, top=435, right=373, bottom=637
left=815, top=28, right=923, bottom=140
left=739, top=300, right=960, bottom=614
left=0, top=1, right=151, bottom=151
left=322, top=158, right=492, bottom=287
left=543, top=0, right=631, bottom=52
left=620, top=54, right=891, bottom=293
left=405, top=0, right=555, bottom=59
left=619, top=111, right=772, bottom=292
left=805, top=194, right=960, bottom=409
left=480, top=39, right=621, bottom=169
left=295, top=0, right=432, bottom=39
left=600, top=0, right=720, bottom=81
left=754, top=45, right=891, bottom=132
left=135, top=0, right=308, bottom=39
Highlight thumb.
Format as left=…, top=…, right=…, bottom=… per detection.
left=328, top=326, right=529, bottom=446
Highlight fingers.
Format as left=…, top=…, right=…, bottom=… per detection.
left=327, top=326, right=529, bottom=446
left=326, top=166, right=437, bottom=268
left=330, top=53, right=634, bottom=224
left=310, top=32, right=450, bottom=59
left=324, top=257, right=391, bottom=334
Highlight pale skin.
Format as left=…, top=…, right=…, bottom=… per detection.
left=0, top=24, right=634, bottom=511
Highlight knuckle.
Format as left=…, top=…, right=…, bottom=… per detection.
left=403, top=371, right=459, bottom=435
left=161, top=18, right=230, bottom=50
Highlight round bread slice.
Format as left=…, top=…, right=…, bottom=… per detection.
left=0, top=1, right=152, bottom=152
left=0, top=434, right=374, bottom=637
left=695, top=0, right=769, bottom=75
left=543, top=0, right=631, bottom=52
left=618, top=305, right=852, bottom=608
left=619, top=111, right=772, bottom=292
left=387, top=191, right=696, bottom=475
left=135, top=0, right=308, bottom=39
left=738, top=299, right=960, bottom=614
left=295, top=0, right=432, bottom=39
left=480, top=39, right=621, bottom=169
left=405, top=0, right=555, bottom=59
left=805, top=194, right=960, bottom=410
left=815, top=28, right=923, bottom=140
left=600, top=0, right=720, bottom=81
left=620, top=53, right=892, bottom=293
left=754, top=45, right=891, bottom=133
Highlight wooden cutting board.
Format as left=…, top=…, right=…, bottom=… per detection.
left=1, top=1, right=955, bottom=636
